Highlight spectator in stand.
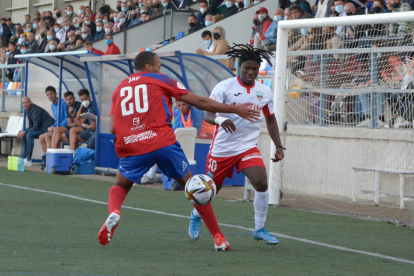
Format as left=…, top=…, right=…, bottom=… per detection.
left=17, top=33, right=27, bottom=47
left=83, top=15, right=96, bottom=37
left=69, top=89, right=96, bottom=151
left=121, top=1, right=128, bottom=13
left=53, top=23, right=66, bottom=43
left=1, top=21, right=12, bottom=47
left=26, top=32, right=39, bottom=53
left=23, top=14, right=31, bottom=27
left=24, top=23, right=33, bottom=36
left=315, top=0, right=333, bottom=18
left=200, top=30, right=214, bottom=53
left=36, top=29, right=48, bottom=53
left=290, top=0, right=312, bottom=14
left=39, top=86, right=69, bottom=163
left=115, top=1, right=123, bottom=12
left=387, top=0, right=413, bottom=38
left=32, top=19, right=39, bottom=33
left=95, top=21, right=105, bottom=40
left=262, top=8, right=283, bottom=48
left=84, top=41, right=105, bottom=55
left=104, top=34, right=121, bottom=55
left=196, top=26, right=234, bottom=69
left=45, top=30, right=60, bottom=52
left=188, top=14, right=202, bottom=34
left=47, top=40, right=58, bottom=52
left=140, top=10, right=151, bottom=22
left=102, top=14, right=110, bottom=24
left=289, top=5, right=313, bottom=44
left=95, top=13, right=103, bottom=23
left=66, top=5, right=78, bottom=19
left=35, top=21, right=46, bottom=40
left=250, top=7, right=273, bottom=46
left=6, top=18, right=16, bottom=37
left=34, top=11, right=41, bottom=22
left=162, top=0, right=174, bottom=11
left=197, top=1, right=215, bottom=28
left=18, top=97, right=55, bottom=167
left=343, top=3, right=368, bottom=40
left=73, top=17, right=82, bottom=31
left=51, top=91, right=82, bottom=149
left=6, top=41, right=20, bottom=80
left=45, top=11, right=56, bottom=29
left=19, top=42, right=28, bottom=55
left=115, top=12, right=130, bottom=31
left=151, top=0, right=164, bottom=18
left=78, top=5, right=86, bottom=19
left=81, top=26, right=94, bottom=42
left=57, top=43, right=66, bottom=51
left=205, top=14, right=213, bottom=27
left=54, top=9, right=64, bottom=25
left=334, top=0, right=347, bottom=38
left=323, top=26, right=343, bottom=61
left=128, top=10, right=141, bottom=26
left=224, top=0, right=239, bottom=18
left=284, top=7, right=291, bottom=20
left=62, top=18, right=76, bottom=41
left=104, top=22, right=114, bottom=35
left=113, top=12, right=122, bottom=30
left=126, top=1, right=136, bottom=19
left=85, top=6, right=96, bottom=22
left=65, top=31, right=83, bottom=50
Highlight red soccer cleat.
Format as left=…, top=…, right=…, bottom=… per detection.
left=214, top=234, right=231, bottom=251
left=98, top=209, right=121, bottom=245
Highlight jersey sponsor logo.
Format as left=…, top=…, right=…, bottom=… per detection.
left=124, top=130, right=157, bottom=144
left=128, top=76, right=140, bottom=83
left=182, top=161, right=188, bottom=172
left=241, top=152, right=262, bottom=162
left=133, top=117, right=140, bottom=125
left=177, top=81, right=186, bottom=90
left=231, top=102, right=262, bottom=111
left=256, top=91, right=263, bottom=101
left=234, top=92, right=242, bottom=97
left=131, top=117, right=146, bottom=132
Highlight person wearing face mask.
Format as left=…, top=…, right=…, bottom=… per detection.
left=126, top=0, right=137, bottom=20
left=250, top=7, right=273, bottom=46
left=78, top=6, right=86, bottom=19
left=322, top=26, right=343, bottom=61
left=81, top=26, right=94, bottom=42
left=343, top=3, right=368, bottom=41
left=62, top=19, right=76, bottom=41
left=128, top=10, right=141, bottom=27
left=196, top=26, right=234, bottom=69
left=36, top=29, right=48, bottom=53
left=261, top=8, right=283, bottom=50
left=72, top=18, right=82, bottom=31
left=83, top=15, right=96, bottom=37
left=115, top=1, right=123, bottom=12
left=69, top=89, right=97, bottom=151
left=187, top=14, right=202, bottom=34
left=46, top=40, right=58, bottom=53
left=84, top=41, right=105, bottom=55
left=197, top=1, right=215, bottom=27
left=150, top=0, right=165, bottom=19
left=6, top=41, right=20, bottom=80
left=290, top=0, right=312, bottom=14
left=45, top=11, right=56, bottom=28
left=53, top=23, right=66, bottom=43
left=387, top=0, right=413, bottom=37
left=17, top=33, right=27, bottom=47
left=24, top=23, right=33, bottom=36
left=26, top=33, right=39, bottom=53
left=223, top=0, right=239, bottom=18
left=44, top=30, right=60, bottom=52
left=84, top=6, right=96, bottom=22
left=94, top=21, right=106, bottom=40
left=54, top=9, right=64, bottom=25
left=198, top=30, right=214, bottom=53
left=66, top=5, right=78, bottom=19
left=104, top=34, right=121, bottom=55
left=104, top=22, right=114, bottom=36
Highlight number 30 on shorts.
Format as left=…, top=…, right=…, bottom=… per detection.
left=208, top=158, right=217, bottom=172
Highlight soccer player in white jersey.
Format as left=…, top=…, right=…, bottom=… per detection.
left=188, top=45, right=285, bottom=245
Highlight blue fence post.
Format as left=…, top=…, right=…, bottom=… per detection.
left=1, top=67, right=5, bottom=112
left=20, top=64, right=27, bottom=113
left=57, top=58, right=64, bottom=127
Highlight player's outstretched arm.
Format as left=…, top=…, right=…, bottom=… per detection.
left=179, top=93, right=260, bottom=122
left=205, top=111, right=236, bottom=134
left=265, top=114, right=284, bottom=162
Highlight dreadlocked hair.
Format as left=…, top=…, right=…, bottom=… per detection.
left=225, top=43, right=274, bottom=67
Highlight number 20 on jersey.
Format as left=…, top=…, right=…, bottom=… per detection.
left=120, top=84, right=149, bottom=116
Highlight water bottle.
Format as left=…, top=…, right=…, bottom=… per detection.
left=13, top=156, right=18, bottom=171
left=17, top=157, right=24, bottom=172
left=8, top=156, right=12, bottom=170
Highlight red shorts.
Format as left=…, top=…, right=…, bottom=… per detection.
left=206, top=147, right=265, bottom=186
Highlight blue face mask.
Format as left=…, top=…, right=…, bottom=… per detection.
left=226, top=1, right=233, bottom=8
left=75, top=23, right=80, bottom=28
left=205, top=20, right=212, bottom=26
left=274, top=15, right=282, bottom=21
left=300, top=28, right=307, bottom=35
left=335, top=5, right=344, bottom=14
left=120, top=18, right=126, bottom=24
left=290, top=0, right=296, bottom=2
left=103, top=19, right=108, bottom=24
left=204, top=39, right=212, bottom=47
left=67, top=11, right=73, bottom=15
left=54, top=27, right=60, bottom=32
left=47, top=35, right=52, bottom=40
left=6, top=51, right=10, bottom=56
left=139, top=3, right=144, bottom=8
left=284, top=16, right=288, bottom=20
left=114, top=17, right=119, bottom=22
left=49, top=45, right=56, bottom=51
left=20, top=49, right=27, bottom=54
left=244, top=0, right=251, bottom=6
left=105, top=39, right=112, bottom=46
left=163, top=3, right=169, bottom=8
left=254, top=1, right=261, bottom=4
left=96, top=27, right=103, bottom=32
left=64, top=26, right=69, bottom=31
left=96, top=19, right=102, bottom=22
left=82, top=33, right=88, bottom=39
left=78, top=10, right=84, bottom=14
left=121, top=7, right=128, bottom=12
left=33, top=23, right=38, bottom=29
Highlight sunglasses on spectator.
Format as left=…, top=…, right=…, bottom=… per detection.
left=81, top=32, right=88, bottom=34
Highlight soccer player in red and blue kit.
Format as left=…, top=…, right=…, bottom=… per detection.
left=98, top=51, right=260, bottom=251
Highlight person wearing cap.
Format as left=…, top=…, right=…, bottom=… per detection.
left=84, top=41, right=104, bottom=55
left=223, top=0, right=239, bottom=18
left=250, top=7, right=273, bottom=46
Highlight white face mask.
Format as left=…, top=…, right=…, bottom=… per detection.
left=82, top=100, right=90, bottom=108
left=200, top=8, right=207, bottom=13
left=105, top=28, right=111, bottom=34
left=258, top=14, right=267, bottom=21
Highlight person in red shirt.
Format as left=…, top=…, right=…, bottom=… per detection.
left=250, top=7, right=273, bottom=45
left=104, top=34, right=121, bottom=55
left=98, top=51, right=260, bottom=251
left=83, top=41, right=104, bottom=55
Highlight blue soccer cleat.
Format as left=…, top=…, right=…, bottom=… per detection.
left=188, top=209, right=201, bottom=240
left=253, top=228, right=279, bottom=245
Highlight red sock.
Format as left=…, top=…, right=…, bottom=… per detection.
left=193, top=203, right=223, bottom=237
left=108, top=185, right=127, bottom=214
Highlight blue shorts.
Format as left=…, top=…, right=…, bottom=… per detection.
left=118, top=142, right=190, bottom=184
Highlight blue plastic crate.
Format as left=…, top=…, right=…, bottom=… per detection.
left=46, top=149, right=74, bottom=174
left=74, top=161, right=96, bottom=175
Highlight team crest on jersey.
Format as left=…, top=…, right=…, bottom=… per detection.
left=177, top=82, right=186, bottom=90
left=256, top=91, right=263, bottom=101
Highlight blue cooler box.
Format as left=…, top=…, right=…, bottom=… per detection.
left=163, top=160, right=196, bottom=191
left=46, top=149, right=74, bottom=174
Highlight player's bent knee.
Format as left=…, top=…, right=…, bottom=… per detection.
left=254, top=180, right=268, bottom=192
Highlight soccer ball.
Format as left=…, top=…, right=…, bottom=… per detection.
left=185, top=174, right=217, bottom=206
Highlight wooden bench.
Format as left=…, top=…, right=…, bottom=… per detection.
left=351, top=167, right=414, bottom=209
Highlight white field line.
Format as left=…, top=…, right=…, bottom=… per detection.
left=1, top=182, right=414, bottom=265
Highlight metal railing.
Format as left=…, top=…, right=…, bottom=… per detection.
left=0, top=63, right=25, bottom=112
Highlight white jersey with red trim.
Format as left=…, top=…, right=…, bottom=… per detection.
left=209, top=76, right=274, bottom=157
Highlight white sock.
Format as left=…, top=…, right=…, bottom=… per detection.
left=192, top=208, right=200, bottom=217
left=254, top=190, right=269, bottom=231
